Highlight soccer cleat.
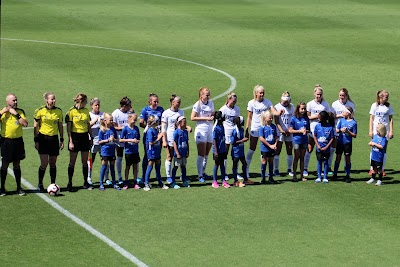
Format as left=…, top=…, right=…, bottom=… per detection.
left=87, top=177, right=93, bottom=185
left=243, top=179, right=255, bottom=185
left=67, top=183, right=73, bottom=192
left=291, top=177, right=298, bottom=182
left=224, top=175, right=229, bottom=181
left=288, top=170, right=294, bottom=177
left=315, top=178, right=322, bottom=183
left=268, top=178, right=279, bottom=184
left=38, top=184, right=46, bottom=193
left=331, top=174, right=337, bottom=181
left=118, top=180, right=124, bottom=185
left=345, top=176, right=351, bottom=183
left=322, top=178, right=329, bottom=183
left=133, top=184, right=140, bottom=189
left=99, top=185, right=105, bottom=191
left=274, top=170, right=280, bottom=176
left=161, top=184, right=169, bottom=190
left=328, top=168, right=333, bottom=175
left=260, top=179, right=267, bottom=184
left=366, top=178, right=375, bottom=184
left=222, top=181, right=231, bottom=188
left=198, top=177, right=205, bottom=183
left=167, top=177, right=173, bottom=184
left=375, top=180, right=382, bottom=186
left=105, top=180, right=112, bottom=186
left=302, top=177, right=308, bottom=182
left=303, top=170, right=309, bottom=177
left=87, top=184, right=94, bottom=191
left=237, top=174, right=244, bottom=180
left=212, top=181, right=219, bottom=188
left=17, top=189, right=26, bottom=196
left=144, top=185, right=151, bottom=191
left=0, top=189, right=6, bottom=196
left=182, top=181, right=190, bottom=188
left=233, top=181, right=245, bottom=187
left=123, top=185, right=129, bottom=190
left=114, top=185, right=121, bottom=190
left=136, top=177, right=142, bottom=184
left=172, top=183, right=180, bottom=189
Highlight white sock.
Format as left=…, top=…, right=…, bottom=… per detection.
left=165, top=159, right=172, bottom=178
left=304, top=151, right=311, bottom=170
left=224, top=159, right=228, bottom=176
left=197, top=155, right=204, bottom=178
left=328, top=148, right=336, bottom=169
left=246, top=149, right=255, bottom=177
left=287, top=155, right=293, bottom=171
left=203, top=155, right=208, bottom=174
left=370, top=151, right=373, bottom=170
left=274, top=155, right=280, bottom=171
left=116, top=156, right=123, bottom=180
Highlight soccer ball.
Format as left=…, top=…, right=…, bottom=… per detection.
left=47, top=183, right=60, bottom=196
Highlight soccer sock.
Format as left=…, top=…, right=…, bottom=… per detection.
left=197, top=155, right=204, bottom=178
left=274, top=155, right=280, bottom=172
left=317, top=161, right=322, bottom=179
left=287, top=155, right=293, bottom=171
left=242, top=163, right=248, bottom=180
left=378, top=173, right=383, bottom=181
left=145, top=165, right=153, bottom=185
left=232, top=167, right=238, bottom=182
left=261, top=163, right=266, bottom=180
left=104, top=165, right=109, bottom=181
left=334, top=162, right=340, bottom=175
left=171, top=167, right=177, bottom=183
left=220, top=164, right=226, bottom=182
left=82, top=165, right=88, bottom=183
left=14, top=167, right=22, bottom=189
left=0, top=168, right=6, bottom=189
left=142, top=154, right=148, bottom=178
left=110, top=164, right=116, bottom=184
left=116, top=156, right=123, bottom=180
left=38, top=166, right=46, bottom=185
left=68, top=164, right=74, bottom=183
left=165, top=159, right=172, bottom=178
left=246, top=149, right=255, bottom=177
left=328, top=148, right=336, bottom=169
left=99, top=165, right=107, bottom=186
left=87, top=159, right=91, bottom=178
left=345, top=163, right=351, bottom=176
left=304, top=151, right=311, bottom=170
left=213, top=165, right=218, bottom=181
left=223, top=159, right=227, bottom=177
left=372, top=173, right=376, bottom=179
left=50, top=166, right=56, bottom=184
left=155, top=163, right=162, bottom=185
left=324, top=161, right=329, bottom=179
left=268, top=163, right=274, bottom=179
left=181, top=166, right=187, bottom=182
left=203, top=155, right=208, bottom=174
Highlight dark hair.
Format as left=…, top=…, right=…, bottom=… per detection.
left=170, top=94, right=177, bottom=104
left=319, top=111, right=334, bottom=127
left=214, top=111, right=223, bottom=121
left=294, top=102, right=306, bottom=118
left=120, top=96, right=131, bottom=107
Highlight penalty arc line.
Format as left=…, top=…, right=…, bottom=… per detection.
left=6, top=168, right=149, bottom=267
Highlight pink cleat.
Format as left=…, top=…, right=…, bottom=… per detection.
left=212, top=181, right=219, bottom=188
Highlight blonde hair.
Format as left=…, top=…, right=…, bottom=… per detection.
left=376, top=90, right=390, bottom=107
left=314, top=84, right=324, bottom=101
left=199, top=87, right=210, bottom=100
left=253, top=85, right=264, bottom=100
left=90, top=97, right=100, bottom=106
left=73, top=93, right=87, bottom=108
left=260, top=109, right=273, bottom=127
left=281, top=91, right=291, bottom=103
left=376, top=123, right=387, bottom=137
left=43, top=92, right=55, bottom=100
left=225, top=92, right=237, bottom=104
left=100, top=113, right=112, bottom=133
left=147, top=115, right=158, bottom=127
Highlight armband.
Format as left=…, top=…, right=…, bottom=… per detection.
left=15, top=114, right=21, bottom=120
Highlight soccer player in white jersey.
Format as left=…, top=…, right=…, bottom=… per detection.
left=304, top=85, right=331, bottom=176
left=112, top=96, right=133, bottom=184
left=330, top=88, right=355, bottom=175
left=274, top=91, right=294, bottom=177
left=369, top=90, right=394, bottom=176
left=245, top=85, right=282, bottom=183
left=191, top=87, right=214, bottom=183
left=219, top=92, right=240, bottom=180
left=162, top=95, right=184, bottom=183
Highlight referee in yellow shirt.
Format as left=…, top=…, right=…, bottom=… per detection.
left=34, top=93, right=64, bottom=192
left=0, top=94, right=28, bottom=196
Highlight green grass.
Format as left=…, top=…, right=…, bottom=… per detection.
left=1, top=0, right=400, bottom=266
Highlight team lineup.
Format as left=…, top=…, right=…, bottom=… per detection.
left=0, top=85, right=394, bottom=195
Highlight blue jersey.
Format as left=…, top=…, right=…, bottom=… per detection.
left=173, top=128, right=189, bottom=157
left=140, top=105, right=164, bottom=143
left=371, top=134, right=387, bottom=163
left=336, top=118, right=357, bottom=145
left=98, top=127, right=118, bottom=157
left=314, top=123, right=335, bottom=152
left=146, top=127, right=162, bottom=160
left=290, top=116, right=310, bottom=145
left=259, top=124, right=278, bottom=153
left=212, top=124, right=226, bottom=154
left=120, top=125, right=140, bottom=154
left=231, top=127, right=245, bottom=158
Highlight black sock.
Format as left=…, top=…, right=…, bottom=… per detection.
left=379, top=173, right=383, bottom=180
left=1, top=168, right=7, bottom=190
left=50, top=166, right=56, bottom=184
left=38, top=166, right=46, bottom=185
left=14, top=167, right=22, bottom=189
left=82, top=165, right=88, bottom=183
left=68, top=164, right=74, bottom=183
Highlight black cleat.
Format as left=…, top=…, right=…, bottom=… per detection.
left=38, top=184, right=46, bottom=193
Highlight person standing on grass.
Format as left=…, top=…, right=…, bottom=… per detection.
left=230, top=116, right=248, bottom=187
left=119, top=114, right=141, bottom=190
left=304, top=85, right=331, bottom=177
left=211, top=111, right=230, bottom=188
left=34, top=92, right=64, bottom=193
left=171, top=116, right=190, bottom=189
left=65, top=93, right=93, bottom=192
left=98, top=113, right=120, bottom=191
left=245, top=85, right=282, bottom=183
left=313, top=111, right=335, bottom=184
left=368, top=90, right=394, bottom=177
left=273, top=91, right=294, bottom=177
left=139, top=93, right=164, bottom=184
left=289, top=102, right=310, bottom=182
left=112, top=96, right=133, bottom=185
left=191, top=87, right=214, bottom=183
left=259, top=110, right=278, bottom=184
left=367, top=123, right=387, bottom=186
left=332, top=107, right=357, bottom=183
left=0, top=93, right=28, bottom=196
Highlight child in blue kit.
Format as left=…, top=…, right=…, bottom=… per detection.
left=230, top=116, right=248, bottom=187
left=212, top=111, right=230, bottom=188
left=98, top=113, right=120, bottom=191
left=333, top=107, right=357, bottom=183
left=259, top=110, right=278, bottom=184
left=313, top=111, right=335, bottom=183
left=120, top=114, right=141, bottom=190
left=144, top=115, right=167, bottom=191
left=171, top=116, right=190, bottom=189
left=367, top=123, right=387, bottom=186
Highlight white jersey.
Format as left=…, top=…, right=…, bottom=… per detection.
left=331, top=99, right=355, bottom=125
left=219, top=104, right=240, bottom=132
left=247, top=99, right=273, bottom=132
left=274, top=102, right=294, bottom=132
left=306, top=99, right=331, bottom=133
left=161, top=108, right=184, bottom=144
left=192, top=100, right=214, bottom=131
left=370, top=102, right=394, bottom=135
left=90, top=111, right=104, bottom=145
left=112, top=108, right=132, bottom=133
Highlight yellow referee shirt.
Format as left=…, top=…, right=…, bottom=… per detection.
left=34, top=106, right=63, bottom=136
left=65, top=106, right=90, bottom=133
left=0, top=108, right=26, bottom=138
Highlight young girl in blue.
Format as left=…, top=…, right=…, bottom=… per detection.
left=98, top=113, right=120, bottom=191
left=144, top=115, right=167, bottom=191
left=171, top=116, right=190, bottom=189
left=333, top=107, right=357, bottom=183
left=212, top=111, right=230, bottom=188
left=367, top=123, right=387, bottom=186
left=313, top=111, right=335, bottom=183
left=259, top=110, right=278, bottom=184
left=120, top=114, right=141, bottom=190
left=289, top=102, right=310, bottom=182
left=230, top=116, right=248, bottom=187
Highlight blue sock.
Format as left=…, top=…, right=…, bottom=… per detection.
left=334, top=162, right=340, bottom=175
left=324, top=161, right=329, bottom=178
left=110, top=165, right=116, bottom=185
left=261, top=163, right=266, bottom=179
left=99, top=165, right=107, bottom=186
left=155, top=163, right=162, bottom=185
left=346, top=163, right=351, bottom=176
left=220, top=164, right=226, bottom=183
left=142, top=154, right=148, bottom=178
left=317, top=161, right=322, bottom=179
left=181, top=166, right=187, bottom=182
left=145, top=165, right=153, bottom=185
left=213, top=165, right=218, bottom=181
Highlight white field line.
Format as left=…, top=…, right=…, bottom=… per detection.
left=6, top=168, right=148, bottom=267
left=1, top=38, right=237, bottom=111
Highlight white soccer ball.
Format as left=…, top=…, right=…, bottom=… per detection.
left=47, top=183, right=60, bottom=196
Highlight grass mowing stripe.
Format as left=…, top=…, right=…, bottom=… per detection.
left=1, top=37, right=237, bottom=110
left=6, top=168, right=148, bottom=267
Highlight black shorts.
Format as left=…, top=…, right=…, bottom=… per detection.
left=316, top=151, right=330, bottom=162
left=101, top=155, right=116, bottom=161
left=336, top=142, right=352, bottom=156
left=1, top=137, right=26, bottom=163
left=38, top=133, right=59, bottom=156
left=125, top=153, right=140, bottom=165
left=261, top=151, right=275, bottom=159
left=371, top=159, right=383, bottom=170
left=69, top=132, right=91, bottom=152
left=213, top=152, right=227, bottom=161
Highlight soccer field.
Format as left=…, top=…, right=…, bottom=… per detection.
left=1, top=0, right=400, bottom=266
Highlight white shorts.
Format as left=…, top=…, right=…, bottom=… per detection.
left=195, top=127, right=213, bottom=144
left=250, top=129, right=259, bottom=138
left=278, top=134, right=293, bottom=142
left=91, top=144, right=101, bottom=154
left=225, top=128, right=234, bottom=145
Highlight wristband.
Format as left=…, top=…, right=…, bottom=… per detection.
left=60, top=138, right=64, bottom=142
left=16, top=114, right=21, bottom=120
